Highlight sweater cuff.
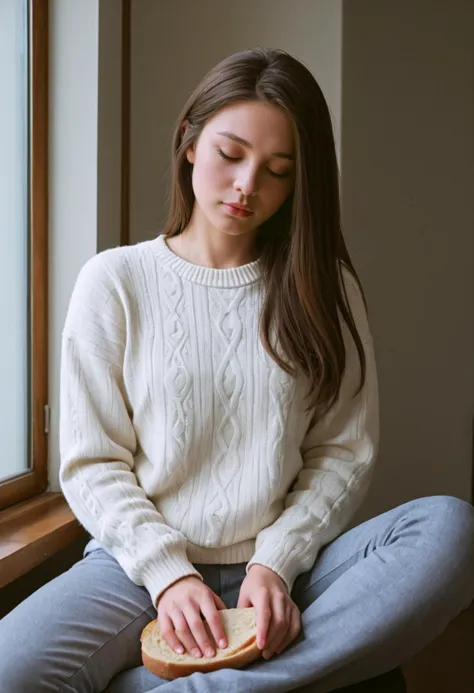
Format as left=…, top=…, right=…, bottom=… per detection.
left=247, top=540, right=315, bottom=595
left=141, top=550, right=203, bottom=607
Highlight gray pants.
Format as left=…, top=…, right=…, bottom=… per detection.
left=1, top=495, right=473, bottom=693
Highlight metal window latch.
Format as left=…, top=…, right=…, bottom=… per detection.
left=44, top=405, right=51, bottom=434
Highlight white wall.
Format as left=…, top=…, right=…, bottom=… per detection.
left=0, top=0, right=29, bottom=480
left=48, top=0, right=122, bottom=489
left=342, top=0, right=474, bottom=520
left=130, top=0, right=342, bottom=243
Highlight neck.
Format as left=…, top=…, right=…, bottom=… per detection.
left=168, top=210, right=258, bottom=270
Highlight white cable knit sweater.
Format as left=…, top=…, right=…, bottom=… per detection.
left=59, top=234, right=379, bottom=606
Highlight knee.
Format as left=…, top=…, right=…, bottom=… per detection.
left=426, top=494, right=474, bottom=534
left=417, top=495, right=474, bottom=571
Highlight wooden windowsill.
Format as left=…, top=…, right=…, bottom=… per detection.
left=0, top=492, right=86, bottom=588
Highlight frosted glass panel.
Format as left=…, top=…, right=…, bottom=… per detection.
left=0, top=0, right=30, bottom=481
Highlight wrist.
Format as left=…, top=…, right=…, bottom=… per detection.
left=248, top=563, right=289, bottom=592
left=248, top=563, right=281, bottom=581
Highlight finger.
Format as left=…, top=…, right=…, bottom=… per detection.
left=237, top=593, right=252, bottom=609
left=268, top=605, right=293, bottom=657
left=170, top=609, right=202, bottom=658
left=213, top=593, right=227, bottom=611
left=255, top=589, right=272, bottom=651
left=202, top=597, right=228, bottom=650
left=159, top=613, right=185, bottom=655
left=275, top=607, right=302, bottom=655
left=183, top=604, right=217, bottom=658
left=262, top=595, right=288, bottom=659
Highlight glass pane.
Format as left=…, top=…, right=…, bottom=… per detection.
left=0, top=0, right=30, bottom=481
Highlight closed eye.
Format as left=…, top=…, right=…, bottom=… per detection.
left=268, top=169, right=291, bottom=179
left=217, top=148, right=291, bottom=179
left=217, top=148, right=240, bottom=162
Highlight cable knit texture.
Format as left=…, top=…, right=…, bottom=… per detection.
left=59, top=235, right=379, bottom=606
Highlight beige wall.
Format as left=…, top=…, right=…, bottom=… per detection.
left=129, top=0, right=474, bottom=517
left=130, top=0, right=342, bottom=243
left=342, top=0, right=474, bottom=520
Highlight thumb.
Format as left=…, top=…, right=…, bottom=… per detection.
left=213, top=593, right=227, bottom=611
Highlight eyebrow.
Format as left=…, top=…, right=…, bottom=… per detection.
left=217, top=131, right=294, bottom=160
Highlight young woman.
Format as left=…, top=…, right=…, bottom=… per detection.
left=1, top=48, right=473, bottom=693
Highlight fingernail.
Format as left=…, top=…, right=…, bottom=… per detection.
left=192, top=649, right=202, bottom=658
left=219, top=639, right=227, bottom=649
left=175, top=646, right=184, bottom=654
left=205, top=648, right=215, bottom=657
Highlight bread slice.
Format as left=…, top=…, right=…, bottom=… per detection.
left=141, top=607, right=261, bottom=680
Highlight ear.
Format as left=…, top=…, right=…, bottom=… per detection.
left=186, top=143, right=195, bottom=165
left=181, top=119, right=195, bottom=164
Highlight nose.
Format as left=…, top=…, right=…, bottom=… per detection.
left=233, top=164, right=259, bottom=198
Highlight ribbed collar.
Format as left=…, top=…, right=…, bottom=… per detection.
left=152, top=234, right=262, bottom=288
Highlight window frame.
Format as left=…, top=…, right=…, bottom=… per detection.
left=0, top=0, right=49, bottom=511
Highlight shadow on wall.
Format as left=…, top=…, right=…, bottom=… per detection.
left=340, top=0, right=474, bottom=522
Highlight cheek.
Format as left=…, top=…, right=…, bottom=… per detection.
left=264, top=182, right=292, bottom=214
left=193, top=152, right=229, bottom=195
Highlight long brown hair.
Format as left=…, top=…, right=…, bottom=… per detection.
left=164, top=48, right=366, bottom=416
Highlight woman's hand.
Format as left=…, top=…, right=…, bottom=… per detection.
left=237, top=564, right=301, bottom=660
left=157, top=576, right=228, bottom=658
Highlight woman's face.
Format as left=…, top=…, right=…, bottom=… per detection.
left=186, top=100, right=295, bottom=239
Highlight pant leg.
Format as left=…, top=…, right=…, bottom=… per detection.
left=132, top=495, right=474, bottom=693
left=0, top=542, right=161, bottom=693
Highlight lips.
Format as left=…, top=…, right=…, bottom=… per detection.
left=227, top=203, right=250, bottom=211
left=223, top=203, right=253, bottom=218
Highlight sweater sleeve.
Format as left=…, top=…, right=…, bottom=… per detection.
left=59, top=253, right=202, bottom=606
left=246, top=270, right=379, bottom=593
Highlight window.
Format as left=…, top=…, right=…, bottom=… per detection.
left=0, top=0, right=48, bottom=510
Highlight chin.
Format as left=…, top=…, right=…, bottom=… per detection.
left=220, top=226, right=256, bottom=237
left=208, top=213, right=258, bottom=237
